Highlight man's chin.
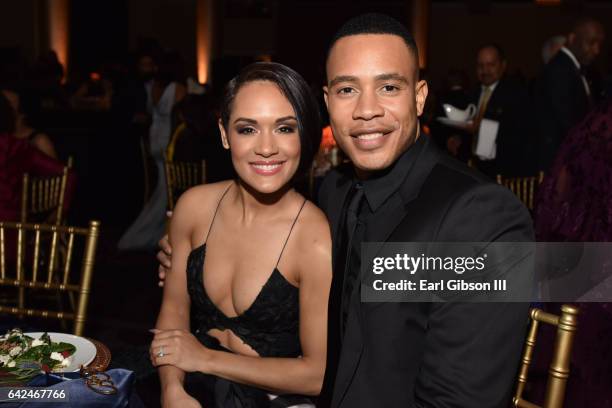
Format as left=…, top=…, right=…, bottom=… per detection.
left=351, top=155, right=394, bottom=175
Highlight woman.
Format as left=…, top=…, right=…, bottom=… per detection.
left=0, top=92, right=75, bottom=264
left=534, top=99, right=612, bottom=407
left=118, top=51, right=187, bottom=250
left=1, top=88, right=58, bottom=159
left=150, top=62, right=331, bottom=408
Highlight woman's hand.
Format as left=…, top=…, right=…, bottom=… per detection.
left=161, top=385, right=202, bottom=408
left=150, top=329, right=212, bottom=373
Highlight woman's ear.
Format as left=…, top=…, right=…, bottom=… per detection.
left=218, top=119, right=230, bottom=150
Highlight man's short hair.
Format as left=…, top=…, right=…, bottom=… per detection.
left=477, top=43, right=507, bottom=62
left=326, top=13, right=419, bottom=63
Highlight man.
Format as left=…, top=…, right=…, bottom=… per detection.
left=159, top=14, right=533, bottom=407
left=535, top=18, right=605, bottom=170
left=467, top=44, right=533, bottom=177
left=316, top=15, right=532, bottom=407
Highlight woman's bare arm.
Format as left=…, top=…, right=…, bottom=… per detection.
left=155, top=192, right=195, bottom=394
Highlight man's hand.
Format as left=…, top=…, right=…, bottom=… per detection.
left=157, top=211, right=173, bottom=287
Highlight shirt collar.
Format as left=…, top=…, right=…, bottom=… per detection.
left=357, top=132, right=425, bottom=213
left=560, top=47, right=581, bottom=70
left=481, top=81, right=499, bottom=93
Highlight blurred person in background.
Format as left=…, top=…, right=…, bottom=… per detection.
left=1, top=87, right=57, bottom=158
left=0, top=92, right=75, bottom=263
left=535, top=18, right=605, bottom=171
left=118, top=50, right=186, bottom=251
left=534, top=98, right=612, bottom=407
left=468, top=44, right=533, bottom=177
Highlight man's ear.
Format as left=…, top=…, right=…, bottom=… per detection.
left=218, top=119, right=230, bottom=150
left=567, top=32, right=576, bottom=47
left=323, top=86, right=329, bottom=109
left=415, top=80, right=429, bottom=117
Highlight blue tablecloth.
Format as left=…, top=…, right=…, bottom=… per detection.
left=2, top=369, right=144, bottom=407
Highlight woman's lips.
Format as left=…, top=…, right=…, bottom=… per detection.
left=250, top=161, right=285, bottom=175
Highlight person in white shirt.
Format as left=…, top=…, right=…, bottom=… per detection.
left=468, top=44, right=533, bottom=177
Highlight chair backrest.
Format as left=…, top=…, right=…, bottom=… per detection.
left=164, top=159, right=207, bottom=210
left=496, top=171, right=545, bottom=210
left=0, top=220, right=101, bottom=336
left=21, top=162, right=71, bottom=225
left=513, top=304, right=580, bottom=408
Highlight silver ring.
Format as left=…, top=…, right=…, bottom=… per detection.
left=157, top=346, right=165, bottom=358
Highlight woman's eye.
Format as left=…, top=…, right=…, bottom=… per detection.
left=278, top=126, right=295, bottom=134
left=237, top=127, right=256, bottom=135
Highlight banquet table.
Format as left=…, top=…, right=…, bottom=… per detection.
left=0, top=337, right=145, bottom=407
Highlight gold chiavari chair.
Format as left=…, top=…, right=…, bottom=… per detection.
left=513, top=304, right=580, bottom=408
left=21, top=158, right=73, bottom=226
left=496, top=171, right=545, bottom=211
left=164, top=159, right=207, bottom=211
left=0, top=220, right=101, bottom=336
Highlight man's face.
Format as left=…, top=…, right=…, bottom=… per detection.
left=324, top=34, right=428, bottom=175
left=476, top=47, right=506, bottom=87
left=569, top=22, right=605, bottom=66
left=138, top=56, right=156, bottom=80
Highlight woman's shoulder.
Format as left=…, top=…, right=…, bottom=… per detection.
left=293, top=200, right=331, bottom=255
left=30, top=132, right=57, bottom=159
left=172, top=180, right=233, bottom=219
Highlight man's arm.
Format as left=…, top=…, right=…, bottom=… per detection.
left=415, top=184, right=533, bottom=408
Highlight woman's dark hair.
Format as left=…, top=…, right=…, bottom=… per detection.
left=220, top=62, right=322, bottom=179
left=0, top=91, right=16, bottom=134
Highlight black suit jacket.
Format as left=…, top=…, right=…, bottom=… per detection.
left=469, top=78, right=533, bottom=176
left=535, top=50, right=590, bottom=170
left=317, top=136, right=533, bottom=408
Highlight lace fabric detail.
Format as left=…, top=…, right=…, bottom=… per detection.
left=535, top=100, right=612, bottom=242
left=186, top=244, right=301, bottom=358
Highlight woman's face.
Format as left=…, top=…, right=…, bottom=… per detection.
left=220, top=81, right=301, bottom=195
left=1, top=90, right=19, bottom=115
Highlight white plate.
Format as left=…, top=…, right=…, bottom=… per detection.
left=24, top=332, right=97, bottom=372
left=436, top=116, right=473, bottom=128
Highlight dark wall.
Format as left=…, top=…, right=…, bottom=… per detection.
left=70, top=0, right=129, bottom=75
left=127, top=0, right=197, bottom=78
left=0, top=0, right=39, bottom=62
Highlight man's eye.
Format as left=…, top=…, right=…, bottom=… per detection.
left=382, top=85, right=399, bottom=92
left=237, top=127, right=256, bottom=134
left=337, top=87, right=354, bottom=94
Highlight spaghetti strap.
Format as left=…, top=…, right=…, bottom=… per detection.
left=275, top=199, right=308, bottom=268
left=204, top=182, right=233, bottom=243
